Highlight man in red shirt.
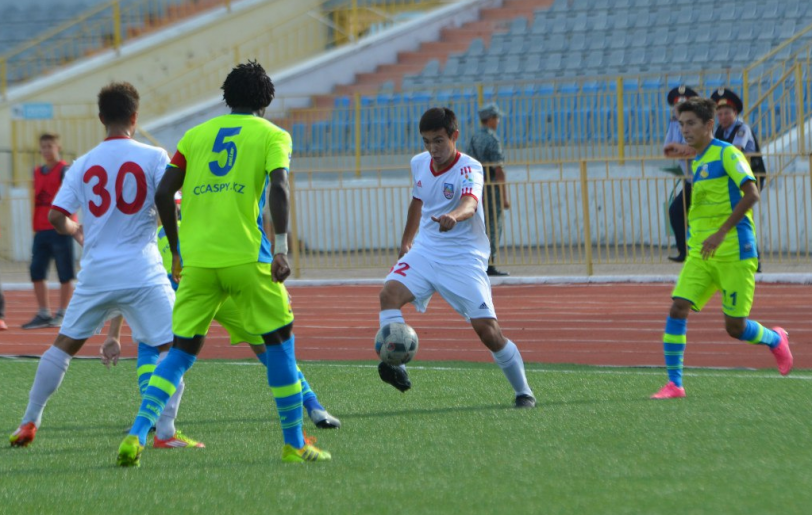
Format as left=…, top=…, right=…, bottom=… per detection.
left=23, top=133, right=75, bottom=329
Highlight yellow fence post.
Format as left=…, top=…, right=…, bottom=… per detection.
left=225, top=0, right=232, bottom=13
left=579, top=160, right=593, bottom=276
left=10, top=119, right=20, bottom=186
left=0, top=58, right=6, bottom=100
left=616, top=76, right=625, bottom=165
left=354, top=92, right=361, bottom=177
left=351, top=0, right=358, bottom=42
left=476, top=83, right=484, bottom=107
left=233, top=45, right=240, bottom=66
left=795, top=63, right=806, bottom=155
left=289, top=172, right=302, bottom=278
left=742, top=68, right=749, bottom=113
left=113, top=0, right=122, bottom=52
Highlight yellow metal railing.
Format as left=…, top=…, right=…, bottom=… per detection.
left=0, top=0, right=440, bottom=100
left=0, top=0, right=235, bottom=99
left=285, top=155, right=812, bottom=276
left=2, top=155, right=809, bottom=274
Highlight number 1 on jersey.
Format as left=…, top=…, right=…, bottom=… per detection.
left=209, top=127, right=242, bottom=176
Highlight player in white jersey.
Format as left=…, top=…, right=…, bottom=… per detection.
left=9, top=82, right=202, bottom=449
left=376, top=107, right=536, bottom=408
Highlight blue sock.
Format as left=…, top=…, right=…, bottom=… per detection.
left=136, top=343, right=159, bottom=396
left=256, top=349, right=322, bottom=418
left=264, top=336, right=304, bottom=449
left=740, top=320, right=780, bottom=348
left=129, top=347, right=196, bottom=445
left=663, top=317, right=687, bottom=387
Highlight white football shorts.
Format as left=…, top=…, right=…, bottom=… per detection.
left=59, top=283, right=175, bottom=347
left=384, top=247, right=497, bottom=321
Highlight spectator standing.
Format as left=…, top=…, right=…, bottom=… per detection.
left=23, top=133, right=75, bottom=329
left=467, top=103, right=510, bottom=276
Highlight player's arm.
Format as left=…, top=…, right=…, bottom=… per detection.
left=268, top=167, right=291, bottom=283
left=101, top=315, right=123, bottom=370
left=431, top=196, right=477, bottom=233
left=48, top=208, right=83, bottom=245
left=155, top=162, right=185, bottom=282
left=399, top=197, right=423, bottom=257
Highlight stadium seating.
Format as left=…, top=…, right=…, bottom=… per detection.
left=287, top=0, right=812, bottom=154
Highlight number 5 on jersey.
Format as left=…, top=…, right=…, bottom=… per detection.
left=209, top=127, right=242, bottom=176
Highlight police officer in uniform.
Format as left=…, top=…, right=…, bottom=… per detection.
left=467, top=103, right=510, bottom=276
left=711, top=88, right=766, bottom=271
left=710, top=88, right=767, bottom=189
left=663, top=86, right=699, bottom=262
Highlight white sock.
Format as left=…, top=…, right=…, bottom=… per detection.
left=491, top=340, right=533, bottom=397
left=156, top=378, right=184, bottom=440
left=22, top=346, right=72, bottom=427
left=379, top=309, right=405, bottom=327
left=155, top=351, right=185, bottom=440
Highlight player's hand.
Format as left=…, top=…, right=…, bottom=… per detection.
left=72, top=224, right=84, bottom=246
left=431, top=214, right=457, bottom=232
left=100, top=337, right=121, bottom=370
left=171, top=253, right=183, bottom=283
left=398, top=243, right=411, bottom=259
left=272, top=253, right=291, bottom=283
left=503, top=197, right=511, bottom=210
left=664, top=143, right=696, bottom=159
left=701, top=230, right=726, bottom=260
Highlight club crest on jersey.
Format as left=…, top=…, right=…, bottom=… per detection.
left=443, top=183, right=454, bottom=199
left=699, top=164, right=709, bottom=178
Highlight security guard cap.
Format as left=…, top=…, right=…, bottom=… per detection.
left=711, top=88, right=744, bottom=114
left=478, top=103, right=504, bottom=121
left=666, top=85, right=698, bottom=106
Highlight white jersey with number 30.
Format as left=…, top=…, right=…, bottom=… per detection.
left=410, top=151, right=489, bottom=264
left=52, top=137, right=170, bottom=292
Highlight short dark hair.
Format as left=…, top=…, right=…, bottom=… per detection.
left=419, top=107, right=458, bottom=137
left=98, top=82, right=140, bottom=125
left=222, top=60, right=275, bottom=110
left=39, top=132, right=59, bottom=144
left=676, top=97, right=716, bottom=124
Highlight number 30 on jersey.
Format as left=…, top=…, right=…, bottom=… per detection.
left=83, top=162, right=147, bottom=217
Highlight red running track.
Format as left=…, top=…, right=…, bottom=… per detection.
left=0, top=283, right=809, bottom=369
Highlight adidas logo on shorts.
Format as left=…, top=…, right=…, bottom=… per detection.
left=479, top=302, right=489, bottom=310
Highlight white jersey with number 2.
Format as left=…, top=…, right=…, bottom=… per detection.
left=410, top=151, right=489, bottom=264
left=52, top=137, right=170, bottom=292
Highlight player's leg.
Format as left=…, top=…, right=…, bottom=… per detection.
left=668, top=185, right=688, bottom=262
left=23, top=232, right=53, bottom=329
left=470, top=317, right=535, bottom=408
left=720, top=258, right=792, bottom=375
left=226, top=262, right=329, bottom=462
left=52, top=232, right=76, bottom=326
left=378, top=252, right=435, bottom=393
left=433, top=260, right=535, bottom=407
left=652, top=257, right=715, bottom=399
left=119, top=273, right=221, bottom=466
left=10, top=289, right=110, bottom=446
left=215, top=297, right=340, bottom=428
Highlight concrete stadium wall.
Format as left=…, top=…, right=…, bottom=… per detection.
left=0, top=0, right=326, bottom=162
left=143, top=0, right=502, bottom=150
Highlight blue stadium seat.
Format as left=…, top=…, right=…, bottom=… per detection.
left=291, top=123, right=308, bottom=153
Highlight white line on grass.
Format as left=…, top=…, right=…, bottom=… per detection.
left=200, top=361, right=812, bottom=381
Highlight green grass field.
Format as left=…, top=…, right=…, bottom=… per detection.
left=1, top=359, right=810, bottom=515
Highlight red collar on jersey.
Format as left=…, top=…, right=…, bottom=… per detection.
left=104, top=136, right=132, bottom=141
left=430, top=152, right=461, bottom=177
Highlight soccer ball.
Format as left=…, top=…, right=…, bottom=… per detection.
left=375, top=322, right=419, bottom=366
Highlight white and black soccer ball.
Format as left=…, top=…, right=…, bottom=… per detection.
left=375, top=322, right=419, bottom=366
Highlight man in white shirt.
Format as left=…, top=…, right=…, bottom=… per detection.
left=376, top=107, right=535, bottom=408
left=9, top=82, right=201, bottom=449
